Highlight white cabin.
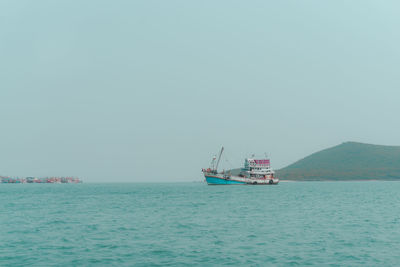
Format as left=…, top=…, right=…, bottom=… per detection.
left=241, top=158, right=275, bottom=179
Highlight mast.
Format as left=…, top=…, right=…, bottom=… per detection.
left=210, top=156, right=217, bottom=170
left=215, top=146, right=224, bottom=172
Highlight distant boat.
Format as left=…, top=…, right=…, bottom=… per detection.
left=202, top=147, right=279, bottom=185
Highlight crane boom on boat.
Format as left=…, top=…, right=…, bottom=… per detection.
left=215, top=146, right=224, bottom=172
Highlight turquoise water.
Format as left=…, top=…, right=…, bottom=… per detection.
left=1, top=182, right=400, bottom=266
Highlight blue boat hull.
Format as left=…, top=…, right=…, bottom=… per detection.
left=205, top=176, right=246, bottom=185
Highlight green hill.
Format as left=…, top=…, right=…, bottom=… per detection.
left=277, top=142, right=400, bottom=181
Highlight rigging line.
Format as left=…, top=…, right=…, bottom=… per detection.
left=221, top=149, right=234, bottom=169
left=224, top=158, right=234, bottom=169
left=221, top=150, right=232, bottom=169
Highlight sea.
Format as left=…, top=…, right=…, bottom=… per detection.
left=1, top=182, right=400, bottom=266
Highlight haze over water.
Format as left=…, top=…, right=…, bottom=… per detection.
left=1, top=182, right=400, bottom=266
left=1, top=1, right=400, bottom=182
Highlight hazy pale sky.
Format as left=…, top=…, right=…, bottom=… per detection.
left=1, top=1, right=399, bottom=182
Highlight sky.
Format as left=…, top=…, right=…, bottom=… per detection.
left=1, top=0, right=400, bottom=182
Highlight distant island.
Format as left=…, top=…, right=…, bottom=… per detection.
left=1, top=176, right=82, bottom=184
left=277, top=142, right=400, bottom=181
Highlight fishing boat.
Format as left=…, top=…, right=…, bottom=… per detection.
left=202, top=147, right=279, bottom=185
